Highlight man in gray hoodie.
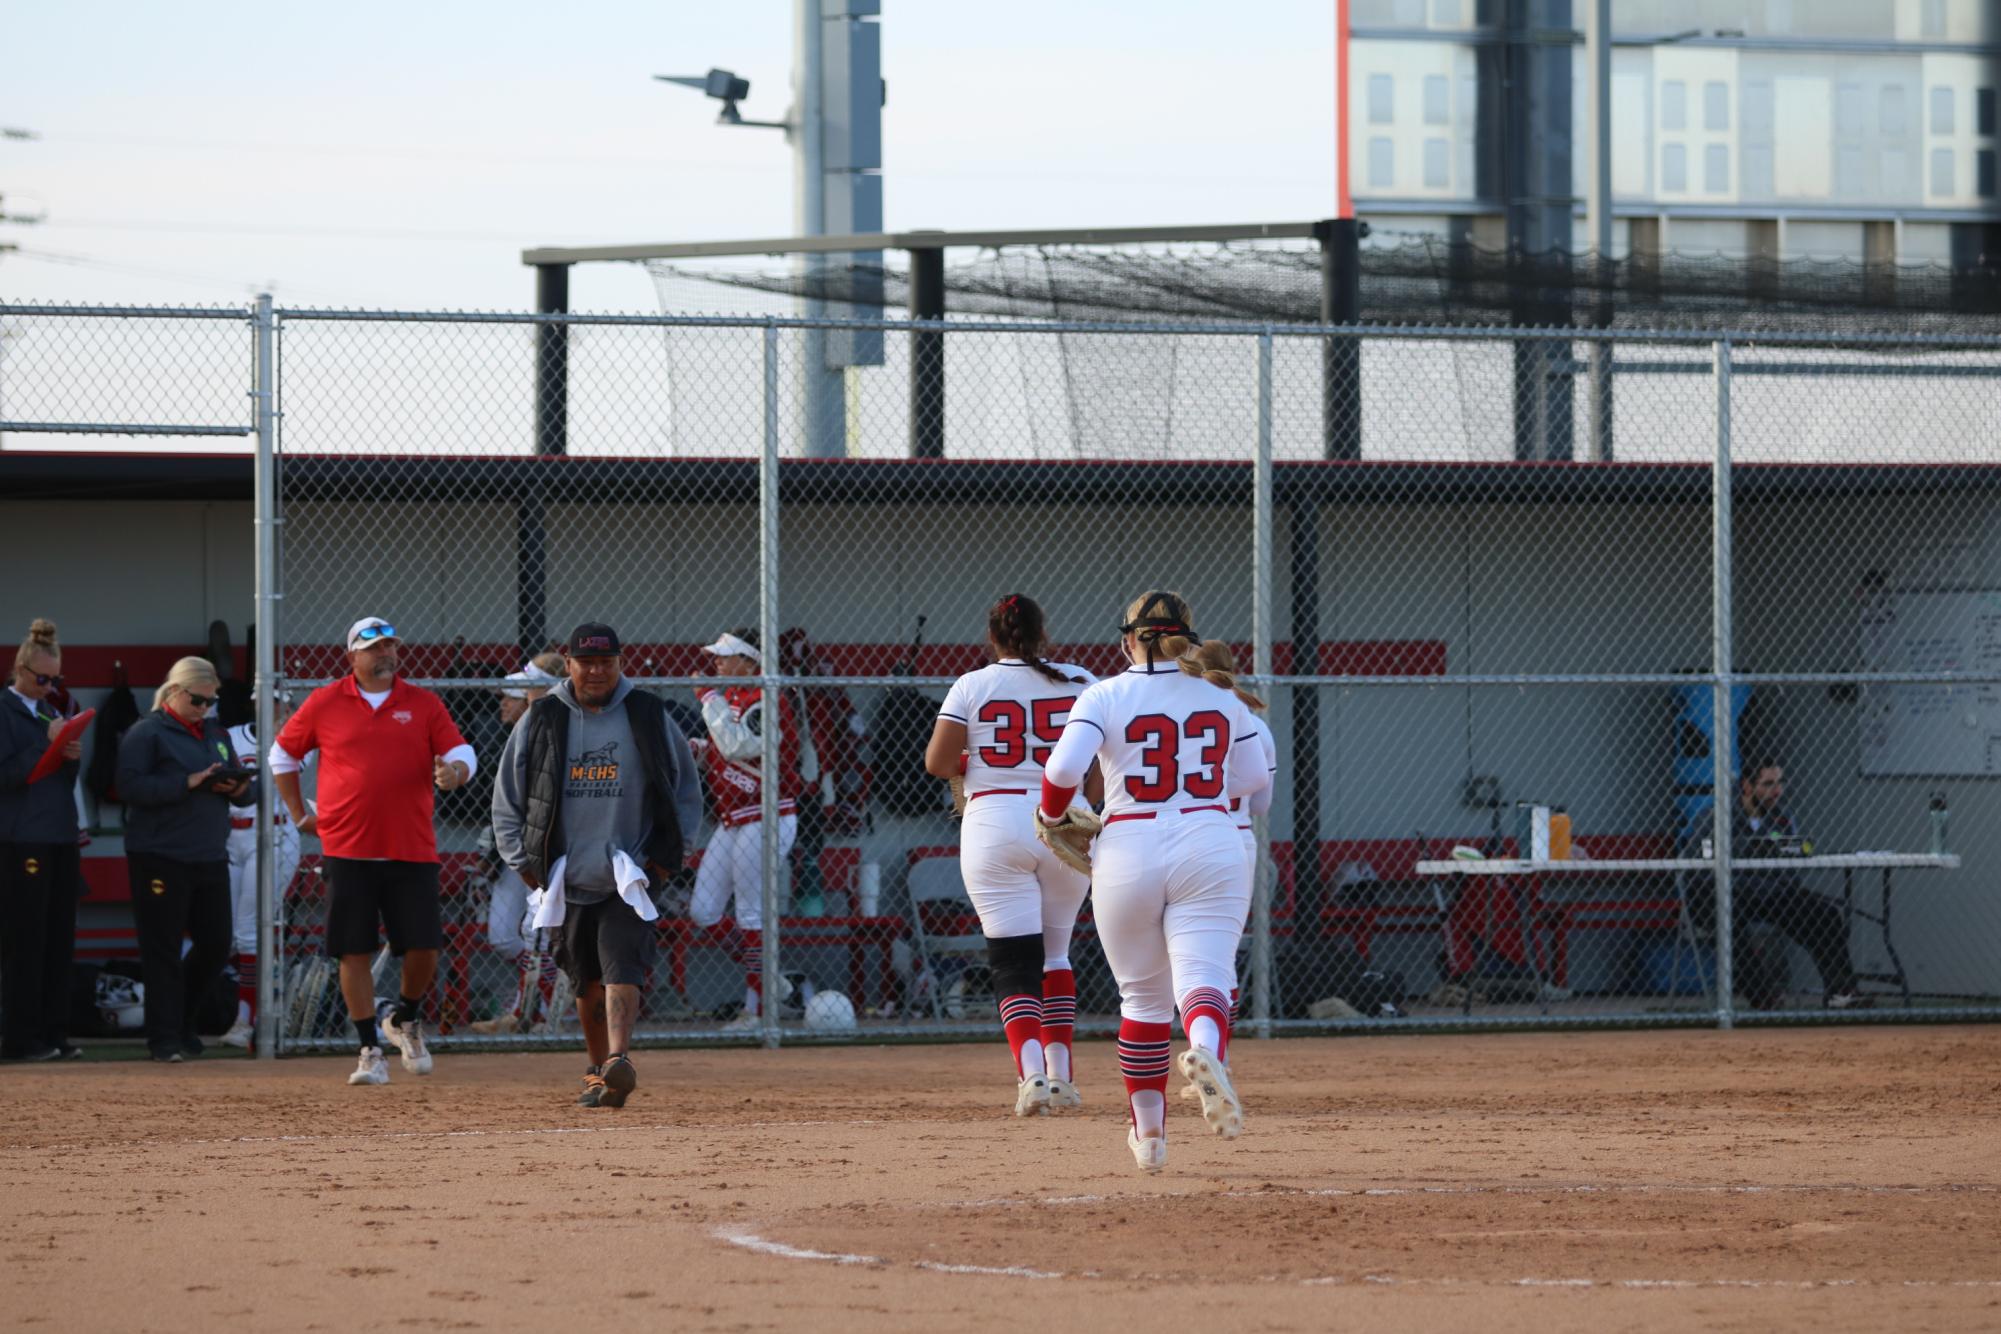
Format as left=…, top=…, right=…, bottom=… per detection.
left=492, top=623, right=701, bottom=1107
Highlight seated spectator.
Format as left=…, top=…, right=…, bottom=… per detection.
left=116, top=657, right=256, bottom=1061
left=1699, top=759, right=1862, bottom=1010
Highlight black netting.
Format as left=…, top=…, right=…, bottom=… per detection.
left=652, top=234, right=2001, bottom=335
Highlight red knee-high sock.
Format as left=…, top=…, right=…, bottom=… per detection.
left=1040, top=967, right=1076, bottom=1078
left=236, top=952, right=257, bottom=1020
left=997, top=991, right=1043, bottom=1079
left=1179, top=986, right=1232, bottom=1063
left=1117, top=1019, right=1173, bottom=1127
left=1229, top=986, right=1242, bottom=1024
left=537, top=952, right=559, bottom=1004
left=740, top=930, right=763, bottom=1013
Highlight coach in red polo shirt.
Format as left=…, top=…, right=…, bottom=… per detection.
left=271, top=617, right=475, bottom=1087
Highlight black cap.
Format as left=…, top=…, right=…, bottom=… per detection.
left=565, top=623, right=621, bottom=657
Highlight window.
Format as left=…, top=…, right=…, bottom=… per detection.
left=1662, top=80, right=1687, bottom=131
left=1836, top=145, right=1865, bottom=197
left=1742, top=145, right=1774, bottom=198
left=1930, top=86, right=1954, bottom=136
left=1705, top=144, right=1729, bottom=193
left=1663, top=142, right=1687, bottom=192
left=1704, top=81, right=1730, bottom=132
left=1423, top=137, right=1449, bottom=188
left=1836, top=84, right=1864, bottom=138
left=1880, top=85, right=1907, bottom=137
left=1931, top=147, right=1955, bottom=197
left=1921, top=0, right=1947, bottom=39
left=1423, top=74, right=1448, bottom=126
left=1880, top=146, right=1910, bottom=195
left=1369, top=74, right=1394, bottom=125
left=1980, top=89, right=1996, bottom=137
left=1980, top=150, right=1997, bottom=199
left=1742, top=81, right=1774, bottom=135
left=1368, top=136, right=1395, bottom=188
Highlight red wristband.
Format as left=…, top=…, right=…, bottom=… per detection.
left=1040, top=776, right=1077, bottom=821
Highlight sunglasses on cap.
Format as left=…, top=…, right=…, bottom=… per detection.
left=354, top=623, right=397, bottom=644
left=183, top=692, right=217, bottom=709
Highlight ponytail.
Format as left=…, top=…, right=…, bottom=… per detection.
left=989, top=593, right=1084, bottom=685
left=1177, top=638, right=1265, bottom=710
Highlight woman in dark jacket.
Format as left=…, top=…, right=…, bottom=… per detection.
left=116, top=656, right=255, bottom=1062
left=0, top=618, right=87, bottom=1062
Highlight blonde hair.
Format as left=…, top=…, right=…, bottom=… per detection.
left=154, top=656, right=221, bottom=712
left=15, top=618, right=59, bottom=675
left=529, top=651, right=565, bottom=677
left=1183, top=638, right=1265, bottom=711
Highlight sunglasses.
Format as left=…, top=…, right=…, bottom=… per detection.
left=183, top=692, right=218, bottom=709
left=27, top=672, right=64, bottom=688
left=353, top=624, right=398, bottom=645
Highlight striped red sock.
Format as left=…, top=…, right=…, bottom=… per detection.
left=536, top=952, right=559, bottom=1004
left=997, top=991, right=1044, bottom=1079
left=1229, top=986, right=1242, bottom=1024
left=1180, top=986, right=1232, bottom=1063
left=740, top=930, right=763, bottom=1013
left=236, top=953, right=257, bottom=1020
left=1040, top=967, right=1077, bottom=1080
left=1117, top=1019, right=1173, bottom=1127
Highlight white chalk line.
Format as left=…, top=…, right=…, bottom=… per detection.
left=715, top=1224, right=2001, bottom=1290
left=6, top=1117, right=884, bottom=1155
left=925, top=1181, right=1997, bottom=1211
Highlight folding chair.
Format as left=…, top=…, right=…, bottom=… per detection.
left=904, top=853, right=990, bottom=1020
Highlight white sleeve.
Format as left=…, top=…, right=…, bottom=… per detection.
left=1248, top=720, right=1277, bottom=816
left=442, top=743, right=477, bottom=780
left=1224, top=701, right=1271, bottom=802
left=268, top=741, right=304, bottom=775
left=1043, top=685, right=1105, bottom=790
left=937, top=675, right=972, bottom=725
left=702, top=692, right=761, bottom=764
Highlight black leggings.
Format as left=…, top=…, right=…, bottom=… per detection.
left=127, top=852, right=232, bottom=1050
left=0, top=841, right=81, bottom=1056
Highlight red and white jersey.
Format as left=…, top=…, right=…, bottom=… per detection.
left=696, top=685, right=804, bottom=827
left=225, top=721, right=313, bottom=834
left=937, top=659, right=1096, bottom=799
left=1228, top=713, right=1277, bottom=829
left=1046, top=664, right=1270, bottom=822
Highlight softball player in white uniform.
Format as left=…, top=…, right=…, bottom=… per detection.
left=1039, top=591, right=1270, bottom=1173
left=221, top=715, right=305, bottom=1048
left=925, top=594, right=1095, bottom=1118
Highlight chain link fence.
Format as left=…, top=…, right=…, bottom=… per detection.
left=4, top=300, right=1997, bottom=1053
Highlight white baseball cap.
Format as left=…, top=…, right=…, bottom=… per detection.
left=498, top=660, right=562, bottom=699
left=702, top=631, right=761, bottom=665
left=346, top=617, right=399, bottom=651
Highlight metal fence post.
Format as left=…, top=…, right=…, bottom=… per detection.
left=1251, top=330, right=1276, bottom=1039
left=1711, top=338, right=1736, bottom=1031
left=251, top=293, right=281, bottom=1058
left=759, top=321, right=783, bottom=1049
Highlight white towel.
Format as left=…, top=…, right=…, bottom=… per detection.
left=528, top=851, right=658, bottom=931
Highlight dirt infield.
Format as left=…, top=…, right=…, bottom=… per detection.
left=2, top=1026, right=1997, bottom=1333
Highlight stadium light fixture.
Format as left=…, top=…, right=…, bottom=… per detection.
left=653, top=69, right=790, bottom=130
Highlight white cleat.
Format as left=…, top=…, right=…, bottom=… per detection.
left=1014, top=1073, right=1052, bottom=1117
left=1177, top=1047, right=1243, bottom=1140
left=347, top=1046, right=390, bottom=1086
left=1045, top=1076, right=1082, bottom=1111
left=1127, top=1128, right=1167, bottom=1174
left=219, top=1019, right=254, bottom=1050
left=381, top=1012, right=433, bottom=1075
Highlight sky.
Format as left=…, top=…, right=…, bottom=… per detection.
left=0, top=1, right=1337, bottom=312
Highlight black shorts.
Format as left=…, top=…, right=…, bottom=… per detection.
left=323, top=858, right=444, bottom=958
left=555, top=897, right=656, bottom=990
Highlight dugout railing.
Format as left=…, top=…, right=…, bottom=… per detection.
left=1, top=301, right=1998, bottom=1053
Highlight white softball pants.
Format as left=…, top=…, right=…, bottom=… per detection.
left=1090, top=811, right=1250, bottom=1024
left=690, top=815, right=797, bottom=932
left=958, top=793, right=1090, bottom=958
left=226, top=824, right=301, bottom=958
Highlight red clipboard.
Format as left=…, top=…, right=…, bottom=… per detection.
left=26, top=708, right=94, bottom=785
